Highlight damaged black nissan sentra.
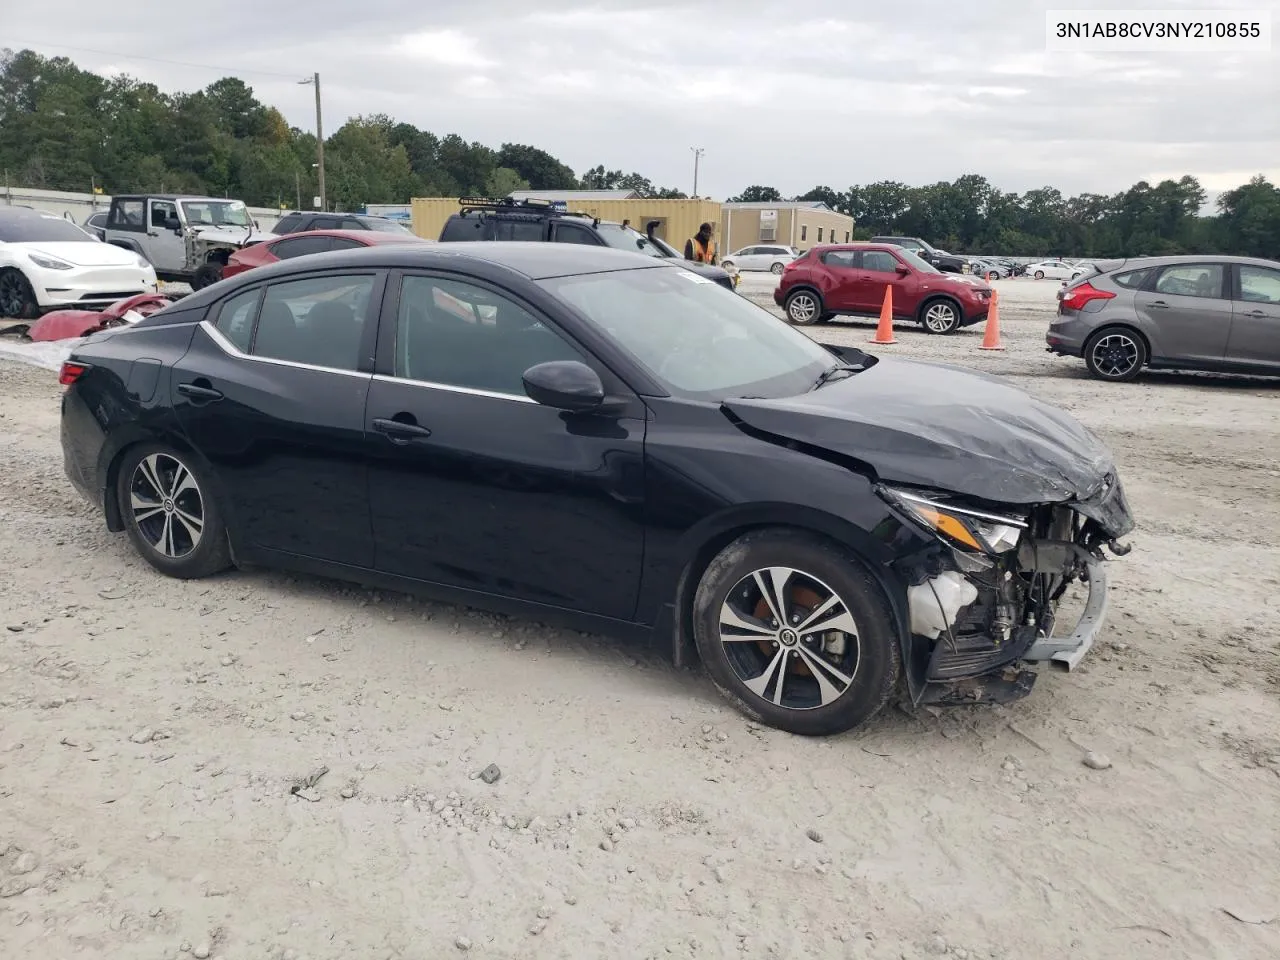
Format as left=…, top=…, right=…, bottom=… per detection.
left=58, top=243, right=1134, bottom=735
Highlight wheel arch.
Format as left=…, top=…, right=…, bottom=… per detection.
left=665, top=505, right=910, bottom=671
left=916, top=293, right=963, bottom=324
left=1085, top=322, right=1152, bottom=358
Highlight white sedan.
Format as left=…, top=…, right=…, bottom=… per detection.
left=722, top=244, right=799, bottom=275
left=1025, top=259, right=1075, bottom=280
left=0, top=207, right=157, bottom=319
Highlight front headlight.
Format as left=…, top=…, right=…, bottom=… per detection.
left=28, top=252, right=74, bottom=271
left=881, top=486, right=1026, bottom=554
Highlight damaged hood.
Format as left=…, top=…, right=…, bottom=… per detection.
left=724, top=357, right=1130, bottom=524
left=189, top=225, right=272, bottom=246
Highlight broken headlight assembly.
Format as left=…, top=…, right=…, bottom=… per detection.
left=880, top=486, right=1027, bottom=555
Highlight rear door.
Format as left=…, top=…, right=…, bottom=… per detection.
left=1228, top=263, right=1280, bottom=371
left=1135, top=262, right=1232, bottom=364
left=171, top=269, right=382, bottom=566
left=363, top=271, right=647, bottom=619
left=815, top=250, right=860, bottom=309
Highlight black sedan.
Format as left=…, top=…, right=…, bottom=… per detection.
left=58, top=243, right=1135, bottom=735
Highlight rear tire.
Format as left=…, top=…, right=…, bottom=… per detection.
left=0, top=268, right=39, bottom=320
left=720, top=260, right=735, bottom=271
left=1084, top=327, right=1147, bottom=382
left=116, top=443, right=232, bottom=579
left=784, top=289, right=823, bottom=326
left=770, top=262, right=785, bottom=275
left=692, top=529, right=900, bottom=736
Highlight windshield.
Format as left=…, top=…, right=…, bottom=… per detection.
left=179, top=200, right=252, bottom=228
left=594, top=222, right=669, bottom=259
left=364, top=217, right=416, bottom=235
left=540, top=266, right=841, bottom=401
left=897, top=247, right=941, bottom=274
left=0, top=213, right=96, bottom=243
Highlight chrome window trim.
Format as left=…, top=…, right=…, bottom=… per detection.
left=199, top=318, right=369, bottom=379
left=370, top=373, right=536, bottom=404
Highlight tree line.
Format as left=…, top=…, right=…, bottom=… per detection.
left=2, top=48, right=1275, bottom=259
left=730, top=174, right=1279, bottom=260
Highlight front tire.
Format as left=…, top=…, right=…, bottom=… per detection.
left=1034, top=270, right=1045, bottom=280
left=1084, top=327, right=1147, bottom=382
left=116, top=444, right=232, bottom=579
left=0, top=268, right=39, bottom=320
left=692, top=529, right=901, bottom=736
left=192, top=262, right=224, bottom=290
left=784, top=289, right=823, bottom=326
left=920, top=298, right=961, bottom=334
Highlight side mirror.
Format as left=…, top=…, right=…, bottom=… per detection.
left=165, top=215, right=182, bottom=232
left=895, top=264, right=910, bottom=275
left=523, top=360, right=614, bottom=413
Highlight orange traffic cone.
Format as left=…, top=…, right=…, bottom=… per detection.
left=978, top=288, right=1005, bottom=351
left=869, top=285, right=898, bottom=344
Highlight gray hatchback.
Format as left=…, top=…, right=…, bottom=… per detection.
left=1047, top=255, right=1280, bottom=381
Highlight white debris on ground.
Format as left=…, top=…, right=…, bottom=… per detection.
left=1, top=277, right=1278, bottom=959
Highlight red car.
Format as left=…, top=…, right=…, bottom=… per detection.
left=222, top=229, right=429, bottom=279
left=774, top=243, right=993, bottom=335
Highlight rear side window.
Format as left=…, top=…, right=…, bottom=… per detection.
left=273, top=214, right=303, bottom=235
left=821, top=251, right=856, bottom=268
left=1111, top=268, right=1150, bottom=289
left=440, top=216, right=485, bottom=242
left=214, top=288, right=261, bottom=353
left=252, top=275, right=376, bottom=371
left=109, top=200, right=145, bottom=229
left=492, top=219, right=544, bottom=242
left=271, top=235, right=334, bottom=259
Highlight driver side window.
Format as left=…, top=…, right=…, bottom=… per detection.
left=394, top=276, right=585, bottom=396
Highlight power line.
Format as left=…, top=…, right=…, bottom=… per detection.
left=5, top=40, right=305, bottom=80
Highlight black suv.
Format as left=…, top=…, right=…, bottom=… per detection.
left=439, top=198, right=736, bottom=291
left=272, top=211, right=417, bottom=236
left=870, top=236, right=969, bottom=274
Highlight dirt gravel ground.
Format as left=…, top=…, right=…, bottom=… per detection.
left=2, top=276, right=1279, bottom=960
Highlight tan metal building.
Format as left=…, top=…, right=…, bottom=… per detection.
left=720, top=201, right=855, bottom=254
left=410, top=195, right=723, bottom=249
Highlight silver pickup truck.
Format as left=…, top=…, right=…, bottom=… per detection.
left=101, top=194, right=271, bottom=289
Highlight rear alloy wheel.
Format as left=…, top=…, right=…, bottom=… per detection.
left=784, top=290, right=822, bottom=325
left=921, top=299, right=961, bottom=334
left=117, top=444, right=231, bottom=578
left=721, top=260, right=736, bottom=271
left=692, top=530, right=900, bottom=736
left=1084, top=328, right=1147, bottom=382
left=770, top=262, right=785, bottom=275
left=0, top=268, right=39, bottom=320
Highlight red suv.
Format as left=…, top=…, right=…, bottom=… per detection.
left=774, top=243, right=993, bottom=334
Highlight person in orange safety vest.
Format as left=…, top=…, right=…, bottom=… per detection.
left=684, top=222, right=718, bottom=265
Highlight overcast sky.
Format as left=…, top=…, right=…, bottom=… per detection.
left=9, top=0, right=1280, bottom=201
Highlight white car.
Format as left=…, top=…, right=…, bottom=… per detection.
left=1025, top=259, right=1075, bottom=280
left=0, top=207, right=157, bottom=319
left=722, top=243, right=799, bottom=275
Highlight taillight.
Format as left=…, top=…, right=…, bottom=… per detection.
left=59, top=361, right=90, bottom=386
left=1060, top=282, right=1115, bottom=311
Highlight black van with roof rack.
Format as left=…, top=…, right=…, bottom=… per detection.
left=438, top=197, right=737, bottom=291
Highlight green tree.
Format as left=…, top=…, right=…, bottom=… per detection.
left=729, top=185, right=782, bottom=202
left=494, top=143, right=576, bottom=190
left=484, top=166, right=530, bottom=196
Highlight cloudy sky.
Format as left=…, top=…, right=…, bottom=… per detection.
left=9, top=0, right=1280, bottom=200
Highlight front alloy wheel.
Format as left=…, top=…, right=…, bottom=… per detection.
left=785, top=290, right=821, bottom=325
left=922, top=300, right=960, bottom=334
left=0, top=268, right=39, bottom=320
left=692, top=529, right=900, bottom=735
left=117, top=444, right=231, bottom=578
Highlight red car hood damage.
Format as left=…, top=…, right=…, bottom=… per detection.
left=25, top=294, right=175, bottom=342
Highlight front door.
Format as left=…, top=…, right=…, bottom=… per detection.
left=171, top=270, right=382, bottom=566
left=1136, top=263, right=1232, bottom=364
left=853, top=249, right=912, bottom=316
left=1228, top=263, right=1280, bottom=370
left=816, top=250, right=860, bottom=310
left=364, top=272, right=647, bottom=620
left=141, top=199, right=187, bottom=275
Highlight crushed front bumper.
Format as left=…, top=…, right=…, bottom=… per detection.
left=1023, top=557, right=1108, bottom=670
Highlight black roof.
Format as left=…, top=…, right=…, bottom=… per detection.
left=111, top=194, right=233, bottom=202
left=135, top=242, right=670, bottom=324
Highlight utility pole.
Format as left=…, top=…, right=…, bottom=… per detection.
left=299, top=73, right=326, bottom=211
left=690, top=147, right=704, bottom=198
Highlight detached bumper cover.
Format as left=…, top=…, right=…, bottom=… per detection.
left=1023, top=557, right=1108, bottom=670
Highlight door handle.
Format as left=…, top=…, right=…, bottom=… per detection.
left=1244, top=309, right=1268, bottom=318
left=177, top=382, right=224, bottom=402
left=372, top=417, right=432, bottom=443
left=147, top=230, right=159, bottom=237
left=1148, top=300, right=1169, bottom=308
